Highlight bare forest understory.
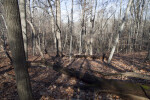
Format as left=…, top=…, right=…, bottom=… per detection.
left=0, top=52, right=150, bottom=100
left=0, top=0, right=150, bottom=100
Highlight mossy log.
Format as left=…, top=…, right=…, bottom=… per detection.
left=30, top=61, right=150, bottom=99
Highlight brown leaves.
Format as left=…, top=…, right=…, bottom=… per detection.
left=65, top=87, right=74, bottom=96
left=0, top=52, right=150, bottom=99
left=68, top=77, right=77, bottom=85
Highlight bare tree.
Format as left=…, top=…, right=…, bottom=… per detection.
left=27, top=20, right=44, bottom=58
left=69, top=0, right=74, bottom=60
left=79, top=0, right=86, bottom=54
left=55, top=0, right=62, bottom=56
left=0, top=14, right=12, bottom=64
left=108, top=0, right=133, bottom=63
left=146, top=29, right=150, bottom=61
left=2, top=0, right=33, bottom=100
left=19, top=0, right=28, bottom=59
left=48, top=0, right=62, bottom=56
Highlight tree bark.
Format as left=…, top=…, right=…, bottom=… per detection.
left=2, top=0, right=33, bottom=100
left=108, top=0, right=133, bottom=63
left=56, top=0, right=62, bottom=56
left=48, top=0, right=62, bottom=56
left=69, top=0, right=73, bottom=60
left=0, top=15, right=12, bottom=64
left=19, top=0, right=28, bottom=60
left=146, top=30, right=150, bottom=61
left=0, top=33, right=12, bottom=64
left=147, top=46, right=150, bottom=61
left=79, top=0, right=86, bottom=55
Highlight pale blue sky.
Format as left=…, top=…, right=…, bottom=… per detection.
left=31, top=0, right=150, bottom=22
left=60, top=0, right=129, bottom=22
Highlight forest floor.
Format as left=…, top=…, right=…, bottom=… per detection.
left=0, top=52, right=150, bottom=100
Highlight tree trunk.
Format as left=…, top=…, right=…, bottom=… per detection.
left=19, top=0, right=28, bottom=60
left=0, top=15, right=12, bottom=64
left=89, top=0, right=97, bottom=55
left=70, top=0, right=73, bottom=60
left=42, top=32, right=45, bottom=51
left=146, top=31, right=150, bottom=61
left=0, top=31, right=13, bottom=64
left=79, top=0, right=86, bottom=55
left=79, top=32, right=83, bottom=54
left=31, top=0, right=36, bottom=56
left=108, top=0, right=133, bottom=63
left=3, top=0, right=33, bottom=100
left=56, top=0, right=62, bottom=56
left=51, top=17, right=56, bottom=49
left=90, top=38, right=93, bottom=55
left=147, top=46, right=150, bottom=61
left=27, top=20, right=44, bottom=58
left=48, top=0, right=62, bottom=56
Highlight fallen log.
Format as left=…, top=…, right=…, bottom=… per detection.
left=92, top=70, right=150, bottom=81
left=64, top=55, right=101, bottom=59
left=29, top=61, right=150, bottom=99
left=103, top=72, right=150, bottom=80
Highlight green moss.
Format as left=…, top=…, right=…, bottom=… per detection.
left=141, top=85, right=150, bottom=90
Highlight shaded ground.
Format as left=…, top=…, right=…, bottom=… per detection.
left=0, top=52, right=150, bottom=100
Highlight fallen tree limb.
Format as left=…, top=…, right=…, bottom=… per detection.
left=29, top=61, right=150, bottom=99
left=103, top=72, right=150, bottom=80
left=64, top=55, right=102, bottom=59
left=92, top=70, right=150, bottom=81
left=29, top=61, right=48, bottom=68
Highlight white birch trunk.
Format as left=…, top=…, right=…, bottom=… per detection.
left=108, top=0, right=133, bottom=63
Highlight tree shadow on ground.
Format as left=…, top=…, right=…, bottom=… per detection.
left=114, top=56, right=150, bottom=72
left=30, top=66, right=47, bottom=79
left=94, top=60, right=124, bottom=72
left=0, top=65, right=7, bottom=70
left=85, top=59, right=92, bottom=72
left=0, top=67, right=13, bottom=76
left=79, top=58, right=86, bottom=72
left=30, top=68, right=61, bottom=99
left=66, top=58, right=76, bottom=68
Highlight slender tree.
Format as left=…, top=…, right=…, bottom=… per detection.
left=70, top=0, right=74, bottom=60
left=2, top=0, right=33, bottom=100
left=146, top=29, right=150, bottom=61
left=19, top=0, right=28, bottom=59
left=79, top=0, right=86, bottom=54
left=56, top=0, right=62, bottom=56
left=0, top=14, right=12, bottom=64
left=107, top=0, right=133, bottom=63
left=146, top=43, right=150, bottom=61
left=48, top=0, right=62, bottom=56
left=27, top=20, right=44, bottom=58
